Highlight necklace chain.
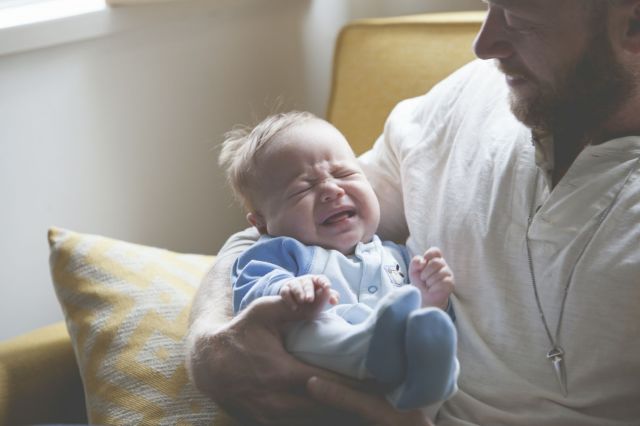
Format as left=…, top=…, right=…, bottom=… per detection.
left=525, top=153, right=640, bottom=397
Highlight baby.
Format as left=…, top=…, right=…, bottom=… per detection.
left=219, top=111, right=458, bottom=410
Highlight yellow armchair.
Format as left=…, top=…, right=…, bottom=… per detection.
left=0, top=12, right=483, bottom=425
left=0, top=322, right=87, bottom=425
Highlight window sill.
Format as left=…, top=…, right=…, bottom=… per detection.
left=0, top=0, right=239, bottom=57
left=0, top=0, right=112, bottom=56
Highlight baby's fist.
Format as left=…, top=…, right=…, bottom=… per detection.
left=279, top=275, right=339, bottom=313
left=409, top=247, right=454, bottom=310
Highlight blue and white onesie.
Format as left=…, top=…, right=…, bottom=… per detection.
left=232, top=234, right=459, bottom=409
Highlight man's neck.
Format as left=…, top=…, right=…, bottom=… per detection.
left=551, top=134, right=587, bottom=187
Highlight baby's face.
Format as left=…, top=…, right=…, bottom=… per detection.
left=248, top=119, right=380, bottom=255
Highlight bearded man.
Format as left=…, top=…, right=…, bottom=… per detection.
left=187, top=1, right=640, bottom=425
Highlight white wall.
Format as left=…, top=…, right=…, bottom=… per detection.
left=0, top=0, right=483, bottom=340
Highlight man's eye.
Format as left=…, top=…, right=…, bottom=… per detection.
left=504, top=12, right=536, bottom=32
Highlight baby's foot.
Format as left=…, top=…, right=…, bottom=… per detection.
left=365, top=286, right=421, bottom=386
left=389, top=307, right=458, bottom=409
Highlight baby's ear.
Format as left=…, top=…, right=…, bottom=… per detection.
left=247, top=212, right=268, bottom=234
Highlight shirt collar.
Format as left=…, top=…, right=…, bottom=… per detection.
left=531, top=129, right=554, bottom=186
left=531, top=130, right=640, bottom=184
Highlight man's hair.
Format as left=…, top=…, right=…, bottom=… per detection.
left=219, top=111, right=317, bottom=211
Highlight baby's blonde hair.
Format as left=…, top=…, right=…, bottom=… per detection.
left=219, top=111, right=317, bottom=211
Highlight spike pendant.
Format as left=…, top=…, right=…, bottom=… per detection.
left=547, top=346, right=568, bottom=397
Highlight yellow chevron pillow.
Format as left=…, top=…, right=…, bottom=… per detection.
left=48, top=227, right=235, bottom=425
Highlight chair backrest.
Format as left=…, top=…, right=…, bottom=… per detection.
left=327, top=11, right=485, bottom=155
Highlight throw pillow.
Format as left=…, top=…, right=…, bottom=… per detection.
left=48, top=227, right=236, bottom=425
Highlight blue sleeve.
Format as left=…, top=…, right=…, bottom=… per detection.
left=231, top=236, right=315, bottom=313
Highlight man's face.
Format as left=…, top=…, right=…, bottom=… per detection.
left=473, top=0, right=633, bottom=137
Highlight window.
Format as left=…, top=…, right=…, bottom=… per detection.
left=0, top=0, right=106, bottom=30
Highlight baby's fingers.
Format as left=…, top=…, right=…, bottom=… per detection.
left=422, top=247, right=444, bottom=263
left=409, top=255, right=426, bottom=284
left=280, top=286, right=299, bottom=311
left=295, top=277, right=316, bottom=303
left=421, top=257, right=450, bottom=284
left=311, top=275, right=332, bottom=291
left=328, top=289, right=340, bottom=305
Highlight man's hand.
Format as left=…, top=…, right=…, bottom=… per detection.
left=307, top=376, right=434, bottom=426
left=191, top=295, right=364, bottom=425
left=187, top=252, right=360, bottom=426
left=409, top=247, right=455, bottom=310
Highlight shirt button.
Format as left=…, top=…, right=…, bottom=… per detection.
left=368, top=286, right=378, bottom=294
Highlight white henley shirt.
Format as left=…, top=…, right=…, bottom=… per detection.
left=360, top=59, right=640, bottom=425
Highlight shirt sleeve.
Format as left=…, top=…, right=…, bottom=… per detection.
left=217, top=226, right=261, bottom=261
left=358, top=121, right=409, bottom=244
left=358, top=60, right=483, bottom=244
left=231, top=237, right=315, bottom=313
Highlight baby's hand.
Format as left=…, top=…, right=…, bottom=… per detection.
left=409, top=247, right=455, bottom=310
left=279, top=274, right=339, bottom=312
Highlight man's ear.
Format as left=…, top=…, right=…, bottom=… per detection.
left=247, top=212, right=268, bottom=234
left=618, top=0, right=640, bottom=53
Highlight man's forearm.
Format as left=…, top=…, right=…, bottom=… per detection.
left=186, top=227, right=260, bottom=392
left=188, top=227, right=260, bottom=329
left=186, top=254, right=236, bottom=394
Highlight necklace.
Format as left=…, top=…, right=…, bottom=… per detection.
left=525, top=154, right=640, bottom=397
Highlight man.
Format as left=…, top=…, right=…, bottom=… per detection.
left=186, top=1, right=640, bottom=424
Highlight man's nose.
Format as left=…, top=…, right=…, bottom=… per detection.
left=320, top=181, right=346, bottom=202
left=473, top=6, right=513, bottom=60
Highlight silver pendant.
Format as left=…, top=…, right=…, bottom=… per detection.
left=547, top=346, right=568, bottom=397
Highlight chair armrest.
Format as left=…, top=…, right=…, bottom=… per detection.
left=0, top=321, right=87, bottom=425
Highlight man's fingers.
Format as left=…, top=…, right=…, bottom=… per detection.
left=307, top=376, right=433, bottom=426
left=282, top=360, right=361, bottom=392
left=306, top=376, right=394, bottom=421
left=307, top=376, right=380, bottom=416
left=242, top=295, right=313, bottom=326
left=227, top=390, right=348, bottom=426
left=282, top=291, right=299, bottom=311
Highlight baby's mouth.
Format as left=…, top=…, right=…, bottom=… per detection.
left=321, top=209, right=356, bottom=225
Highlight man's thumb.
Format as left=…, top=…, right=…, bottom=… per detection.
left=241, top=295, right=312, bottom=326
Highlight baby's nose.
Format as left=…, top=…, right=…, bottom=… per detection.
left=320, top=181, right=346, bottom=202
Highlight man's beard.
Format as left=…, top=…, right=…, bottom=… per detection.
left=505, top=30, right=634, bottom=146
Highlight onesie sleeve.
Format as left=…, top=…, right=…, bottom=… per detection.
left=231, top=236, right=315, bottom=313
